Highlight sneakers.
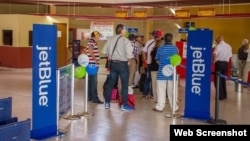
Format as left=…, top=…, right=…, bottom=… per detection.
left=104, top=102, right=110, bottom=109
left=121, top=104, right=134, bottom=111
left=105, top=103, right=134, bottom=111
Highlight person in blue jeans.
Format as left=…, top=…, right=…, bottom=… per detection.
left=142, top=64, right=153, bottom=98
left=102, top=24, right=134, bottom=111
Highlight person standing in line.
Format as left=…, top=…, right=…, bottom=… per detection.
left=142, top=30, right=163, bottom=99
left=150, top=38, right=163, bottom=102
left=152, top=33, right=179, bottom=112
left=213, top=35, right=232, bottom=100
left=133, top=34, right=145, bottom=88
left=243, top=43, right=250, bottom=87
left=237, top=39, right=249, bottom=80
left=128, top=34, right=140, bottom=89
left=102, top=24, right=134, bottom=111
left=86, top=31, right=104, bottom=104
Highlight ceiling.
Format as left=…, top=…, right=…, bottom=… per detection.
left=1, top=0, right=250, bottom=8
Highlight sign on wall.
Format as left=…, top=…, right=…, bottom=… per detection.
left=76, top=29, right=90, bottom=40
left=90, top=21, right=114, bottom=40
left=127, top=27, right=138, bottom=35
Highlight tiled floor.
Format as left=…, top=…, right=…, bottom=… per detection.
left=0, top=66, right=250, bottom=141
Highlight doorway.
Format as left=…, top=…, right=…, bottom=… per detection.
left=54, top=23, right=67, bottom=68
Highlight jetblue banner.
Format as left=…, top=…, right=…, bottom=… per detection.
left=183, top=29, right=213, bottom=120
left=31, top=24, right=57, bottom=139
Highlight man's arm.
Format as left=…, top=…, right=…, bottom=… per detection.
left=142, top=51, right=147, bottom=63
left=212, top=53, right=216, bottom=63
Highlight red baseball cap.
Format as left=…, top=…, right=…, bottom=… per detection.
left=153, top=29, right=163, bottom=38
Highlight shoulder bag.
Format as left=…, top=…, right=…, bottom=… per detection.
left=105, top=36, right=122, bottom=69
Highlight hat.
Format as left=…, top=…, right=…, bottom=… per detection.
left=91, top=31, right=101, bottom=38
left=153, top=29, right=163, bottom=38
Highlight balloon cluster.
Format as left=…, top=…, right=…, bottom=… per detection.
left=75, top=54, right=98, bottom=78
left=162, top=54, right=182, bottom=77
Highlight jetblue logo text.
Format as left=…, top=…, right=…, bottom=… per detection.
left=36, top=45, right=52, bottom=107
left=191, top=46, right=205, bottom=95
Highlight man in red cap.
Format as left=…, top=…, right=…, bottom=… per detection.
left=141, top=29, right=163, bottom=99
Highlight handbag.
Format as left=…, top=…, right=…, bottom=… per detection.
left=105, top=36, right=122, bottom=69
left=105, top=60, right=112, bottom=69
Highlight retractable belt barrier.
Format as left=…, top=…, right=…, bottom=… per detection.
left=180, top=64, right=250, bottom=87
left=219, top=74, right=250, bottom=87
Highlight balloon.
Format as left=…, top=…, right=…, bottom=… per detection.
left=162, top=64, right=174, bottom=77
left=125, top=31, right=130, bottom=38
left=86, top=64, right=98, bottom=75
left=78, top=54, right=89, bottom=67
left=189, top=27, right=196, bottom=30
left=74, top=66, right=86, bottom=78
left=170, top=54, right=182, bottom=66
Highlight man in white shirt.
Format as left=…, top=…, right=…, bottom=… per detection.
left=213, top=35, right=232, bottom=100
left=141, top=30, right=163, bottom=98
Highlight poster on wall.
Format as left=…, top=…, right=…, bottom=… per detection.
left=90, top=21, right=114, bottom=40
left=76, top=29, right=90, bottom=40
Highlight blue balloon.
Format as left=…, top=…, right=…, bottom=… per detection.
left=86, top=64, right=98, bottom=75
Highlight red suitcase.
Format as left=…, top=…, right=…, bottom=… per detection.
left=248, top=71, right=250, bottom=83
left=118, top=94, right=135, bottom=108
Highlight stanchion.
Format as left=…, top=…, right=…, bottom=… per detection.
left=235, top=78, right=243, bottom=93
left=165, top=66, right=181, bottom=119
left=78, top=73, right=94, bottom=117
left=207, top=71, right=226, bottom=124
left=63, top=64, right=81, bottom=120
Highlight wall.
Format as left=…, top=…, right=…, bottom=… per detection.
left=1, top=4, right=250, bottom=67
left=183, top=18, right=250, bottom=53
left=59, top=4, right=250, bottom=54
left=0, top=14, right=69, bottom=68
left=0, top=46, right=31, bottom=68
left=179, top=4, right=250, bottom=53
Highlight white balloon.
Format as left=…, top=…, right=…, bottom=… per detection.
left=78, top=54, right=89, bottom=67
left=162, top=64, right=173, bottom=77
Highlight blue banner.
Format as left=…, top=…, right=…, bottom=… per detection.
left=31, top=24, right=57, bottom=139
left=183, top=29, right=213, bottom=120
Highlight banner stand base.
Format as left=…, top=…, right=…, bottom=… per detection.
left=63, top=115, right=81, bottom=120
left=78, top=111, right=94, bottom=117
left=165, top=113, right=182, bottom=119
left=31, top=131, right=65, bottom=141
left=207, top=118, right=227, bottom=125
